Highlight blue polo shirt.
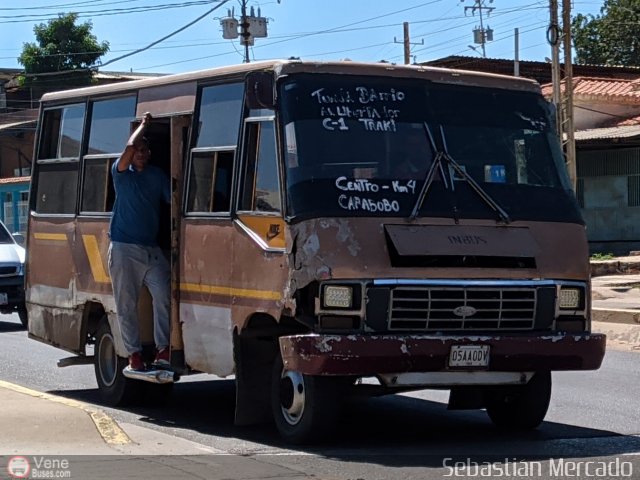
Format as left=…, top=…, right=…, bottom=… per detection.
left=109, top=161, right=170, bottom=246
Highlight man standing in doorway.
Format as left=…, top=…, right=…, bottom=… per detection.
left=109, top=112, right=171, bottom=372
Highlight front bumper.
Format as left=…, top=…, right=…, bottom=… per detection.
left=0, top=276, right=25, bottom=310
left=279, top=332, right=606, bottom=376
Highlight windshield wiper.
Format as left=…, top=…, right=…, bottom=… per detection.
left=410, top=123, right=511, bottom=223
left=409, top=123, right=449, bottom=219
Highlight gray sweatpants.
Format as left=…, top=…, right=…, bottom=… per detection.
left=108, top=241, right=171, bottom=355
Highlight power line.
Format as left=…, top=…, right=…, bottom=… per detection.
left=95, top=0, right=230, bottom=69
left=246, top=0, right=446, bottom=51
left=407, top=13, right=547, bottom=57
left=0, top=1, right=218, bottom=23
left=430, top=22, right=546, bottom=58
left=94, top=0, right=448, bottom=69
left=0, top=0, right=146, bottom=11
left=20, top=0, right=230, bottom=78
left=2, top=0, right=567, bottom=74
left=1, top=2, right=548, bottom=63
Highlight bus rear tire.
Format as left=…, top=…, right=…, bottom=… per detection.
left=94, top=318, right=143, bottom=406
left=270, top=355, right=340, bottom=444
left=485, top=371, right=552, bottom=430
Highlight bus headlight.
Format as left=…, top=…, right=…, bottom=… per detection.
left=323, top=285, right=353, bottom=309
left=558, top=287, right=581, bottom=309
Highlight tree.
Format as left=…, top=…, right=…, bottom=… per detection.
left=572, top=0, right=640, bottom=66
left=18, top=13, right=109, bottom=86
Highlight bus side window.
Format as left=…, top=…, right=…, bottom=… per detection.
left=81, top=158, right=115, bottom=212
left=33, top=104, right=85, bottom=215
left=185, top=82, right=244, bottom=215
left=80, top=96, right=136, bottom=214
left=38, top=104, right=85, bottom=160
left=186, top=150, right=233, bottom=213
left=239, top=120, right=281, bottom=213
left=35, top=163, right=79, bottom=214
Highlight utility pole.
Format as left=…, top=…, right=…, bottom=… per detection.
left=240, top=0, right=250, bottom=63
left=548, top=0, right=576, bottom=190
left=548, top=0, right=562, bottom=135
left=514, top=27, right=520, bottom=76
left=463, top=0, right=495, bottom=58
left=562, top=0, right=576, bottom=190
left=393, top=22, right=424, bottom=64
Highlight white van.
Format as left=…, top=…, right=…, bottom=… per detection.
left=0, top=220, right=26, bottom=327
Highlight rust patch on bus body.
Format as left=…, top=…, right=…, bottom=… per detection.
left=28, top=302, right=84, bottom=352
left=286, top=217, right=590, bottom=294
left=287, top=218, right=363, bottom=292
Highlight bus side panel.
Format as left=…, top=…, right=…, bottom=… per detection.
left=73, top=218, right=113, bottom=296
left=27, top=216, right=82, bottom=352
left=230, top=218, right=288, bottom=330
left=179, top=219, right=234, bottom=376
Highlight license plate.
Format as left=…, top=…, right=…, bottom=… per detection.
left=0, top=293, right=7, bottom=305
left=449, top=345, right=490, bottom=367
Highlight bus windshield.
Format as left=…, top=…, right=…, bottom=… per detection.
left=280, top=73, right=581, bottom=223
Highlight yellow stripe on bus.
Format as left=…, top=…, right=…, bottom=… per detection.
left=180, top=283, right=282, bottom=301
left=82, top=235, right=111, bottom=283
left=33, top=233, right=67, bottom=241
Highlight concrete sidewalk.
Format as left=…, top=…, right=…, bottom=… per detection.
left=592, top=274, right=640, bottom=324
left=591, top=269, right=640, bottom=352
left=591, top=252, right=640, bottom=328
left=0, top=379, right=223, bottom=456
left=0, top=383, right=312, bottom=480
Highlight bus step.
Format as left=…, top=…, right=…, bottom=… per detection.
left=122, top=367, right=175, bottom=384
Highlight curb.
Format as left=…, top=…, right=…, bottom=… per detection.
left=592, top=308, right=640, bottom=326
left=0, top=379, right=131, bottom=446
left=592, top=320, right=640, bottom=351
left=591, top=261, right=640, bottom=277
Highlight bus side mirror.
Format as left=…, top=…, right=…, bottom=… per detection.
left=246, top=72, right=275, bottom=109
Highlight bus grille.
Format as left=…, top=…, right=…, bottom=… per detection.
left=389, top=287, right=536, bottom=330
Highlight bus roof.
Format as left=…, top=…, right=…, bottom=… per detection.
left=40, top=59, right=541, bottom=104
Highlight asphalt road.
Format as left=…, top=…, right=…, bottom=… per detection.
left=1, top=313, right=639, bottom=480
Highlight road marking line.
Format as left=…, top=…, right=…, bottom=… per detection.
left=0, top=379, right=131, bottom=445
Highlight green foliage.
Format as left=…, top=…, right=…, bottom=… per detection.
left=18, top=13, right=109, bottom=86
left=572, top=0, right=640, bottom=66
left=590, top=252, right=615, bottom=261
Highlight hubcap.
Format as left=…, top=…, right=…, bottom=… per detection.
left=98, top=332, right=117, bottom=387
left=279, top=369, right=305, bottom=425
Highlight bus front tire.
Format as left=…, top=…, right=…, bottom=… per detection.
left=94, top=318, right=143, bottom=406
left=270, top=355, right=340, bottom=444
left=484, top=371, right=552, bottom=430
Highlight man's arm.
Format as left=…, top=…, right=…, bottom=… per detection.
left=115, top=112, right=152, bottom=172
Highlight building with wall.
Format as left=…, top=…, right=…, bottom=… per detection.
left=540, top=78, right=640, bottom=254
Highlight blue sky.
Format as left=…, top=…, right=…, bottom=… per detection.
left=1, top=0, right=603, bottom=75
